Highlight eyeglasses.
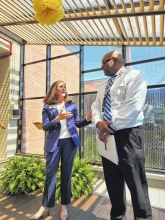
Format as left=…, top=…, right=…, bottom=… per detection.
left=102, top=57, right=115, bottom=65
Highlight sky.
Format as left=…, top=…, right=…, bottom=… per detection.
left=68, top=46, right=165, bottom=86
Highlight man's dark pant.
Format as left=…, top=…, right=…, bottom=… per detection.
left=102, top=126, right=152, bottom=220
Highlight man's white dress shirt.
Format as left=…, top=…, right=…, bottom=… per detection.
left=91, top=67, right=147, bottom=130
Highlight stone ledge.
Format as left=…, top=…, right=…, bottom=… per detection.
left=92, top=165, right=165, bottom=189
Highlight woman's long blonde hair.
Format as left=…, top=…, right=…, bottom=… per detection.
left=43, top=80, right=72, bottom=104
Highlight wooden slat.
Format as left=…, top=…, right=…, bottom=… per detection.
left=149, top=0, right=156, bottom=45
left=63, top=6, right=165, bottom=21
left=159, top=0, right=165, bottom=45
left=130, top=0, right=143, bottom=44
left=92, top=0, right=109, bottom=44
left=68, top=0, right=101, bottom=44
left=120, top=0, right=136, bottom=45
left=160, top=15, right=164, bottom=45
left=111, top=0, right=124, bottom=44
left=63, top=7, right=93, bottom=44
left=139, top=0, right=149, bottom=45
left=159, top=0, right=164, bottom=9
left=101, top=0, right=119, bottom=44
left=80, top=1, right=108, bottom=44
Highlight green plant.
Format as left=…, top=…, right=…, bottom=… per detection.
left=0, top=156, right=46, bottom=194
left=55, top=157, right=96, bottom=200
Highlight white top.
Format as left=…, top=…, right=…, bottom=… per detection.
left=55, top=102, right=71, bottom=139
left=91, top=67, right=147, bottom=130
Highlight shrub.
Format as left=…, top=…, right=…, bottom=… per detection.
left=0, top=156, right=46, bottom=194
left=55, top=157, right=96, bottom=200
left=0, top=156, right=96, bottom=199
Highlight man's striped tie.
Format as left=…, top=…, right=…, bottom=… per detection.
left=103, top=75, right=116, bottom=121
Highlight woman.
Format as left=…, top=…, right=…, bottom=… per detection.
left=30, top=80, right=92, bottom=220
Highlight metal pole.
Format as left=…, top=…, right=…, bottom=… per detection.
left=46, top=45, right=51, bottom=92
left=122, top=45, right=126, bottom=64
left=79, top=45, right=84, bottom=158
left=16, top=44, right=25, bottom=153
left=44, top=45, right=51, bottom=157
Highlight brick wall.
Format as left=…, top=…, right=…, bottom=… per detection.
left=0, top=57, right=10, bottom=158
left=22, top=45, right=80, bottom=155
left=84, top=79, right=106, bottom=92
left=0, top=35, right=21, bottom=159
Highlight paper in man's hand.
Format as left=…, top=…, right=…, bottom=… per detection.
left=96, top=134, right=118, bottom=165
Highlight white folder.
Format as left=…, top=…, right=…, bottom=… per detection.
left=96, top=134, right=118, bottom=165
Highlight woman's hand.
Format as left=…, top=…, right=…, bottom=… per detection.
left=86, top=110, right=92, bottom=122
left=55, top=110, right=73, bottom=122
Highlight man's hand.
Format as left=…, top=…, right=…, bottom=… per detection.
left=98, top=133, right=107, bottom=143
left=96, top=121, right=114, bottom=136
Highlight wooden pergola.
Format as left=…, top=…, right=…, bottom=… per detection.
left=0, top=0, right=165, bottom=46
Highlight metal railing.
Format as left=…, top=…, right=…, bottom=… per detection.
left=71, top=87, right=165, bottom=171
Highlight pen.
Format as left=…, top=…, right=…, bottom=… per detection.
left=97, top=130, right=107, bottom=151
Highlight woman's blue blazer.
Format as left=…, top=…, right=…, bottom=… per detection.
left=42, top=102, right=91, bottom=152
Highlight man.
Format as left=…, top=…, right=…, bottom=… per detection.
left=91, top=50, right=152, bottom=220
